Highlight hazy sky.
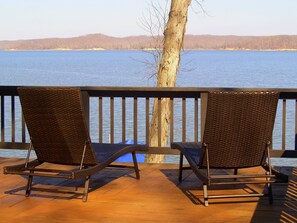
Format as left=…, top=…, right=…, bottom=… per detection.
left=0, top=0, right=296, bottom=41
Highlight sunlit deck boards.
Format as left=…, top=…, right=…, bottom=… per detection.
left=0, top=157, right=296, bottom=223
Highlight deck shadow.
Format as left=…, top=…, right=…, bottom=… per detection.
left=251, top=166, right=297, bottom=223
left=160, top=167, right=290, bottom=208
left=4, top=166, right=135, bottom=201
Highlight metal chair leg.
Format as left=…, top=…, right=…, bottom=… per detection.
left=265, top=171, right=273, bottom=204
left=234, top=168, right=238, bottom=175
left=234, top=168, right=238, bottom=181
left=132, top=151, right=140, bottom=179
left=268, top=183, right=273, bottom=204
left=25, top=171, right=33, bottom=197
left=179, top=152, right=184, bottom=182
left=82, top=176, right=90, bottom=202
left=203, top=184, right=209, bottom=207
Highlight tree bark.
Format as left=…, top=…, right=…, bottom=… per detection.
left=146, top=0, right=192, bottom=163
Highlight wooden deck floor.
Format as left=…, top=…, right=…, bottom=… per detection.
left=1, top=157, right=296, bottom=223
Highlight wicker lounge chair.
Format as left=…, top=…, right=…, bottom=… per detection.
left=3, top=87, right=148, bottom=202
left=171, top=91, right=287, bottom=206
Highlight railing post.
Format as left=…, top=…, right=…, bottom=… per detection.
left=1, top=95, right=4, bottom=142
left=295, top=99, right=297, bottom=151
left=110, top=97, right=114, bottom=143
left=282, top=99, right=286, bottom=150
left=170, top=98, right=174, bottom=144
left=81, top=91, right=90, bottom=131
left=158, top=97, right=161, bottom=147
left=133, top=97, right=138, bottom=145
left=194, top=98, right=199, bottom=143
left=182, top=98, right=186, bottom=142
left=99, top=97, right=103, bottom=143
left=200, top=93, right=208, bottom=141
left=11, top=96, right=15, bottom=143
left=146, top=97, right=150, bottom=146
left=122, top=97, right=126, bottom=143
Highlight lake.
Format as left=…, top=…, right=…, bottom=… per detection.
left=1, top=50, right=297, bottom=88
left=1, top=50, right=297, bottom=165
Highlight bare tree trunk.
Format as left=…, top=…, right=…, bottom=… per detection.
left=146, top=0, right=192, bottom=163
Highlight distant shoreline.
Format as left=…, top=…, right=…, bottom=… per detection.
left=2, top=48, right=297, bottom=52
left=1, top=33, right=297, bottom=51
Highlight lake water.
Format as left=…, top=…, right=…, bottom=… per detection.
left=1, top=50, right=297, bottom=88
left=1, top=50, right=297, bottom=165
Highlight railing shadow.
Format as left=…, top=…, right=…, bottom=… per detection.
left=160, top=168, right=204, bottom=205
left=251, top=166, right=297, bottom=223
left=160, top=166, right=296, bottom=222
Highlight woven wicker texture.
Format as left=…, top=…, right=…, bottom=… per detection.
left=201, top=91, right=279, bottom=168
left=18, top=87, right=97, bottom=165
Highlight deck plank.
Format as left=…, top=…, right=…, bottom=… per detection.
left=0, top=158, right=296, bottom=223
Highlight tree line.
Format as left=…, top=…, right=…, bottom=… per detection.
left=0, top=34, right=296, bottom=50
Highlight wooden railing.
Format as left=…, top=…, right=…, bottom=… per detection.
left=1, top=86, right=297, bottom=157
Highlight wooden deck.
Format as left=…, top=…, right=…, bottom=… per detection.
left=1, top=157, right=296, bottom=223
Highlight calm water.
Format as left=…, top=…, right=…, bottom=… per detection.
left=1, top=50, right=297, bottom=88
left=1, top=50, right=297, bottom=165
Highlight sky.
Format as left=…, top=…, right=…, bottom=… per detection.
left=0, top=0, right=296, bottom=41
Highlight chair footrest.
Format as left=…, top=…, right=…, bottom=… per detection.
left=107, top=164, right=137, bottom=169
left=31, top=186, right=84, bottom=195
left=5, top=170, right=73, bottom=179
left=210, top=174, right=275, bottom=179
left=210, top=180, right=275, bottom=185
left=208, top=193, right=266, bottom=199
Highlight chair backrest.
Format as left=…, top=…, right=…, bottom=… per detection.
left=201, top=91, right=279, bottom=169
left=18, top=87, right=97, bottom=165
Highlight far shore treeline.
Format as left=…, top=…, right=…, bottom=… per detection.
left=0, top=33, right=297, bottom=51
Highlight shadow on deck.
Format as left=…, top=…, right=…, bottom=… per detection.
left=0, top=157, right=296, bottom=223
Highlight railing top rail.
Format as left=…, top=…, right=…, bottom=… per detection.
left=1, top=86, right=297, bottom=98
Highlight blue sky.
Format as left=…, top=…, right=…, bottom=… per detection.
left=0, top=0, right=296, bottom=41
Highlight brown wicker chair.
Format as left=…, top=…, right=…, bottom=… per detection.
left=171, top=91, right=287, bottom=206
left=3, top=87, right=148, bottom=202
